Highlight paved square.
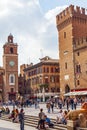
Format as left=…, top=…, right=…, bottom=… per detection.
left=0, top=120, right=36, bottom=130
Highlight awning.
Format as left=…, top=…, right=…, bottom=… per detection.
left=35, top=92, right=59, bottom=97
left=64, top=91, right=87, bottom=96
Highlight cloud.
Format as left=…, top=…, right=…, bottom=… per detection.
left=0, top=0, right=67, bottom=72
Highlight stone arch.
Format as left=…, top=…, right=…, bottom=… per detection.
left=65, top=84, right=70, bottom=93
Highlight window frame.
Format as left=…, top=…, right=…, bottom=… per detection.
left=9, top=74, right=15, bottom=85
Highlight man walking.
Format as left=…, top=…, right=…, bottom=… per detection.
left=19, top=108, right=24, bottom=130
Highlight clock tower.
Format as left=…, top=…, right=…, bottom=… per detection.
left=3, top=34, right=18, bottom=101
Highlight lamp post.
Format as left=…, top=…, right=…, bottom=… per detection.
left=42, top=87, right=45, bottom=102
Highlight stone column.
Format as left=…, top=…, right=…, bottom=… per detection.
left=67, top=120, right=79, bottom=130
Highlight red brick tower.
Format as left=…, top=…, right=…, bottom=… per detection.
left=3, top=34, right=18, bottom=101
left=56, top=5, right=87, bottom=94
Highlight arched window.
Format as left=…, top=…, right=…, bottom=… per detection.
left=10, top=47, right=13, bottom=53
left=65, top=84, right=70, bottom=93
left=9, top=74, right=15, bottom=85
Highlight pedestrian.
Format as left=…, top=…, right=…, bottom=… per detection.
left=70, top=97, right=74, bottom=110
left=50, top=101, right=54, bottom=113
left=34, top=100, right=38, bottom=109
left=46, top=102, right=51, bottom=113
left=66, top=97, right=70, bottom=110
left=36, top=108, right=45, bottom=129
left=19, top=108, right=24, bottom=130
left=74, top=97, right=77, bottom=110
left=58, top=98, right=62, bottom=109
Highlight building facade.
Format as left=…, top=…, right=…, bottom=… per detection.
left=21, top=56, right=60, bottom=98
left=56, top=5, right=87, bottom=94
left=0, top=67, right=4, bottom=101
left=3, top=34, right=18, bottom=101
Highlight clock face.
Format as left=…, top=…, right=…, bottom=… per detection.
left=9, top=61, right=15, bottom=66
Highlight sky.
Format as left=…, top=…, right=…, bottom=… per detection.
left=0, top=0, right=87, bottom=72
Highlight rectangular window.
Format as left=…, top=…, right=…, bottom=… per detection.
left=82, top=38, right=83, bottom=43
left=77, top=80, right=80, bottom=85
left=43, top=67, right=45, bottom=73
left=64, top=32, right=66, bottom=38
left=56, top=75, right=59, bottom=82
left=39, top=68, right=42, bottom=73
left=45, top=78, right=48, bottom=83
left=36, top=68, right=39, bottom=74
left=65, top=62, right=67, bottom=69
left=86, top=37, right=87, bottom=42
left=51, top=67, right=53, bottom=73
left=47, top=67, right=49, bottom=73
left=52, top=76, right=55, bottom=83
left=77, top=52, right=80, bottom=56
left=76, top=65, right=81, bottom=73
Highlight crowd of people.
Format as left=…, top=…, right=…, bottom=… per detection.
left=0, top=96, right=87, bottom=130
left=8, top=108, right=24, bottom=130
left=0, top=106, right=10, bottom=116
left=46, top=96, right=87, bottom=112
left=0, top=105, right=24, bottom=130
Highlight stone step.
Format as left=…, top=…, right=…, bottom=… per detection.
left=24, top=115, right=67, bottom=128
left=1, top=115, right=67, bottom=128
left=24, top=115, right=56, bottom=123
left=0, top=114, right=67, bottom=130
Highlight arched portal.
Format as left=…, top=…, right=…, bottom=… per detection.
left=65, top=84, right=70, bottom=93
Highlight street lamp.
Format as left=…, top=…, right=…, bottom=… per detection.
left=42, top=87, right=45, bottom=102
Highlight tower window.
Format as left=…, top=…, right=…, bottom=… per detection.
left=10, top=47, right=13, bottom=53
left=65, top=62, right=67, bottom=69
left=9, top=74, right=15, bottom=85
left=76, top=65, right=81, bottom=73
left=77, top=52, right=80, bottom=56
left=82, top=38, right=83, bottom=43
left=78, top=40, right=80, bottom=45
left=86, top=37, right=87, bottom=42
left=64, top=32, right=66, bottom=38
left=77, top=80, right=80, bottom=85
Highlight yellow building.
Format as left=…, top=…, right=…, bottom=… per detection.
left=21, top=56, right=60, bottom=98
